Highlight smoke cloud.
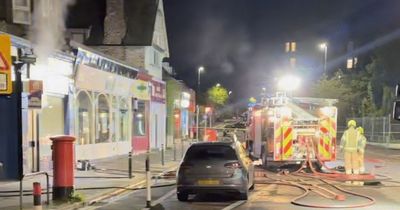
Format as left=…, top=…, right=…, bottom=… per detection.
left=30, top=0, right=75, bottom=64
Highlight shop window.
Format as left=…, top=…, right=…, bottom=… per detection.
left=119, top=98, right=129, bottom=141
left=77, top=91, right=92, bottom=145
left=111, top=96, right=117, bottom=142
left=133, top=101, right=146, bottom=136
left=96, top=94, right=110, bottom=143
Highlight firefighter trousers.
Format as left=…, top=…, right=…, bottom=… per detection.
left=344, top=151, right=360, bottom=174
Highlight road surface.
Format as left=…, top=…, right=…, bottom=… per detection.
left=79, top=145, right=400, bottom=210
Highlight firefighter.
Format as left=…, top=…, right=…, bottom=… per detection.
left=340, top=120, right=360, bottom=180
left=357, top=127, right=367, bottom=173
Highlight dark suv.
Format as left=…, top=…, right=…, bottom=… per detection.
left=176, top=141, right=255, bottom=201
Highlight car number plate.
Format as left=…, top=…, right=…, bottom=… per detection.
left=198, top=179, right=220, bottom=185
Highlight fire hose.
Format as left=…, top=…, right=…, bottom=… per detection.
left=259, top=170, right=376, bottom=208
left=256, top=138, right=378, bottom=208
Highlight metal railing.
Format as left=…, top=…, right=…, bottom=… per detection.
left=19, top=171, right=50, bottom=210
left=347, top=116, right=400, bottom=145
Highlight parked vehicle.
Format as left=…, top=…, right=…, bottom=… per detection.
left=176, top=141, right=255, bottom=201
left=248, top=92, right=338, bottom=168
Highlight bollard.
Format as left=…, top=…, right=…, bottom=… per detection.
left=33, top=182, right=42, bottom=210
left=145, top=152, right=151, bottom=208
left=128, top=152, right=132, bottom=179
left=161, top=144, right=165, bottom=166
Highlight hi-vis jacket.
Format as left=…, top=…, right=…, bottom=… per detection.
left=340, top=127, right=359, bottom=152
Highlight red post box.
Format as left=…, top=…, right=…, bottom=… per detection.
left=50, top=135, right=75, bottom=201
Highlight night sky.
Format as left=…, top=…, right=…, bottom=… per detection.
left=163, top=0, right=400, bottom=103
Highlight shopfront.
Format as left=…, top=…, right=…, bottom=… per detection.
left=73, top=48, right=138, bottom=160
left=131, top=76, right=151, bottom=154
left=150, top=78, right=166, bottom=149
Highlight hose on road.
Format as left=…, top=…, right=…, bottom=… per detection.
left=258, top=174, right=376, bottom=208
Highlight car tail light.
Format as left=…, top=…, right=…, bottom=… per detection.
left=224, top=161, right=242, bottom=169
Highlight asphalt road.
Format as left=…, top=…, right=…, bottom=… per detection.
left=80, top=145, right=400, bottom=210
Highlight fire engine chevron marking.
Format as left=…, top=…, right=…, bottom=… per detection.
left=282, top=126, right=293, bottom=159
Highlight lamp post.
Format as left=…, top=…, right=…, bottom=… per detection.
left=197, top=66, right=204, bottom=94
left=319, top=43, right=328, bottom=73
left=196, top=66, right=204, bottom=142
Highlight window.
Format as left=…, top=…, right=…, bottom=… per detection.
left=96, top=94, right=110, bottom=143
left=291, top=42, right=296, bottom=52
left=119, top=98, right=129, bottom=141
left=184, top=145, right=238, bottom=161
left=290, top=57, right=296, bottom=68
left=77, top=91, right=92, bottom=145
left=153, top=50, right=160, bottom=67
left=133, top=101, right=146, bottom=136
left=347, top=58, right=354, bottom=69
left=285, top=42, right=290, bottom=52
left=285, top=41, right=296, bottom=52
left=12, top=0, right=31, bottom=25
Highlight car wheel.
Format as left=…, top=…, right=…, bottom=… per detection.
left=239, top=191, right=248, bottom=200
left=177, top=192, right=189, bottom=201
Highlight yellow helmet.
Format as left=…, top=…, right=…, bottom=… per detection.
left=357, top=127, right=364, bottom=134
left=347, top=120, right=357, bottom=127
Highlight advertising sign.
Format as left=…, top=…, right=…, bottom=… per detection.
left=28, top=80, right=43, bottom=108
left=0, top=35, right=12, bottom=94
left=131, top=80, right=150, bottom=100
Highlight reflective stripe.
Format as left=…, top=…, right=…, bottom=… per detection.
left=282, top=126, right=293, bottom=159
left=345, top=128, right=358, bottom=150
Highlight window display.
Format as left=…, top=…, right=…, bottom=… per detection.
left=96, top=94, right=110, bottom=143
left=120, top=98, right=129, bottom=141
left=77, top=91, right=92, bottom=145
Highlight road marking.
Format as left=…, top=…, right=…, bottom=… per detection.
left=142, top=188, right=176, bottom=210
left=88, top=165, right=178, bottom=206
left=222, top=200, right=246, bottom=210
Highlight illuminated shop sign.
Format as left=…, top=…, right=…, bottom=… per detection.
left=151, top=80, right=166, bottom=103
left=75, top=48, right=138, bottom=79
left=180, top=92, right=191, bottom=108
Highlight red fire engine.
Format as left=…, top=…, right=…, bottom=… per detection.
left=248, top=92, right=338, bottom=167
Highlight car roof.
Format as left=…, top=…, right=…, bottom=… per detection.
left=189, top=141, right=236, bottom=147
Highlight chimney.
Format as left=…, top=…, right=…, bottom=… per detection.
left=104, top=0, right=126, bottom=44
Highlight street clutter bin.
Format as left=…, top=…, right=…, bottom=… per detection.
left=50, top=135, right=75, bottom=201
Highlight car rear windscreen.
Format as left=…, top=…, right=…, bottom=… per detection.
left=184, top=145, right=237, bottom=161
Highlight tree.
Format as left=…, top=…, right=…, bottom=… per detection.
left=207, top=85, right=229, bottom=106
left=312, top=71, right=355, bottom=124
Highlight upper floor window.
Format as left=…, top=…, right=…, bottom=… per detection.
left=12, top=0, right=31, bottom=25
left=152, top=49, right=160, bottom=67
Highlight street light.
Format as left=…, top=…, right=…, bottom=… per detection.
left=196, top=66, right=205, bottom=142
left=319, top=42, right=328, bottom=73
left=228, top=90, right=232, bottom=95
left=216, top=83, right=221, bottom=87
left=197, top=66, right=205, bottom=92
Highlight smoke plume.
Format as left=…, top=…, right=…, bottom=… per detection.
left=30, top=0, right=75, bottom=64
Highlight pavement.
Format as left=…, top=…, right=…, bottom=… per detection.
left=0, top=139, right=191, bottom=210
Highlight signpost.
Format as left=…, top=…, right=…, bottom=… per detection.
left=0, top=35, right=12, bottom=94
